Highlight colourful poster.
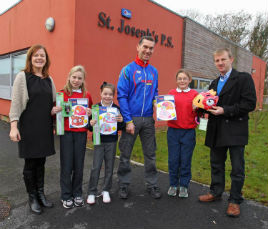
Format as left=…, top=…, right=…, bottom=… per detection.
left=68, top=98, right=88, bottom=128
left=156, top=95, right=177, bottom=121
left=99, top=106, right=118, bottom=135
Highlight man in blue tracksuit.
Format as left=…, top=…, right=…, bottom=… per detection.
left=117, top=36, right=161, bottom=199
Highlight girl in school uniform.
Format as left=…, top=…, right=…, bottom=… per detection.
left=167, top=69, right=198, bottom=198
left=87, top=82, right=124, bottom=204
left=59, top=65, right=93, bottom=208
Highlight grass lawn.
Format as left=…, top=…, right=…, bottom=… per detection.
left=122, top=111, right=268, bottom=205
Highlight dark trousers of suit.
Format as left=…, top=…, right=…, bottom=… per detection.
left=210, top=146, right=245, bottom=204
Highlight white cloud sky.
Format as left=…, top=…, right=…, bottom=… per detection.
left=153, top=0, right=268, bottom=16
left=0, top=0, right=21, bottom=14
left=1, top=0, right=267, bottom=16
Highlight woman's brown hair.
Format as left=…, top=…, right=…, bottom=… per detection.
left=23, top=44, right=51, bottom=78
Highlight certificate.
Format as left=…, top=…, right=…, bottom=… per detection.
left=156, top=95, right=177, bottom=121
left=68, top=98, right=88, bottom=128
left=99, top=106, right=118, bottom=135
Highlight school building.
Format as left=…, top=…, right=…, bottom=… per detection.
left=0, top=0, right=266, bottom=121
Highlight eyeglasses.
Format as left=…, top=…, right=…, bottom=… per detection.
left=177, top=77, right=189, bottom=81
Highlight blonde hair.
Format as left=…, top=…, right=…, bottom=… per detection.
left=63, top=65, right=87, bottom=97
left=213, top=48, right=233, bottom=58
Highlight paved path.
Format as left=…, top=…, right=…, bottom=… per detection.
left=0, top=120, right=267, bottom=229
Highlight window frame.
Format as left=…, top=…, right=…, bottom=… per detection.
left=0, top=49, right=27, bottom=100
left=190, top=77, right=213, bottom=92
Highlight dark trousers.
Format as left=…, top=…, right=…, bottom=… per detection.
left=210, top=146, right=245, bottom=204
left=167, top=127, right=196, bottom=188
left=88, top=142, right=117, bottom=195
left=23, top=157, right=46, bottom=193
left=60, top=131, right=87, bottom=200
left=117, top=117, right=158, bottom=188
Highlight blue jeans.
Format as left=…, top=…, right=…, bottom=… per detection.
left=167, top=127, right=196, bottom=188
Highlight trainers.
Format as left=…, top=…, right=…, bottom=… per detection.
left=102, top=191, right=111, bottom=203
left=61, top=199, right=74, bottom=209
left=118, top=186, right=129, bottom=199
left=74, top=196, right=84, bottom=207
left=167, top=186, right=177, bottom=197
left=179, top=186, right=188, bottom=198
left=147, top=186, right=162, bottom=199
left=87, top=195, right=95, bottom=205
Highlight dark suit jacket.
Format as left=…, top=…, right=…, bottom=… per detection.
left=205, top=69, right=257, bottom=148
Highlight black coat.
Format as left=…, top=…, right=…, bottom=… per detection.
left=205, top=69, right=256, bottom=148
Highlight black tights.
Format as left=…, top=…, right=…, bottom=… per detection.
left=23, top=157, right=46, bottom=193
left=23, top=157, right=46, bottom=173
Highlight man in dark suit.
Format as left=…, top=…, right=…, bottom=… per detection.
left=198, top=48, right=257, bottom=217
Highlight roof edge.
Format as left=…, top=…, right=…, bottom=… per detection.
left=0, top=0, right=23, bottom=16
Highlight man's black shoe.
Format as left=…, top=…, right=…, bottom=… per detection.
left=147, top=186, right=162, bottom=199
left=119, top=186, right=129, bottom=199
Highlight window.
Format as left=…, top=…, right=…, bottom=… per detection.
left=199, top=79, right=210, bottom=91
left=0, top=50, right=27, bottom=99
left=190, top=77, right=213, bottom=92
left=0, top=56, right=11, bottom=99
left=12, top=52, right=27, bottom=84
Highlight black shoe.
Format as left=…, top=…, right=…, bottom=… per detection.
left=119, top=186, right=129, bottom=199
left=23, top=171, right=42, bottom=214
left=36, top=165, right=53, bottom=208
left=29, top=194, right=42, bottom=214
left=37, top=188, right=53, bottom=208
left=147, top=186, right=162, bottom=199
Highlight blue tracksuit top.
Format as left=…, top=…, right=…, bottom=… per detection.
left=117, top=58, right=158, bottom=123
